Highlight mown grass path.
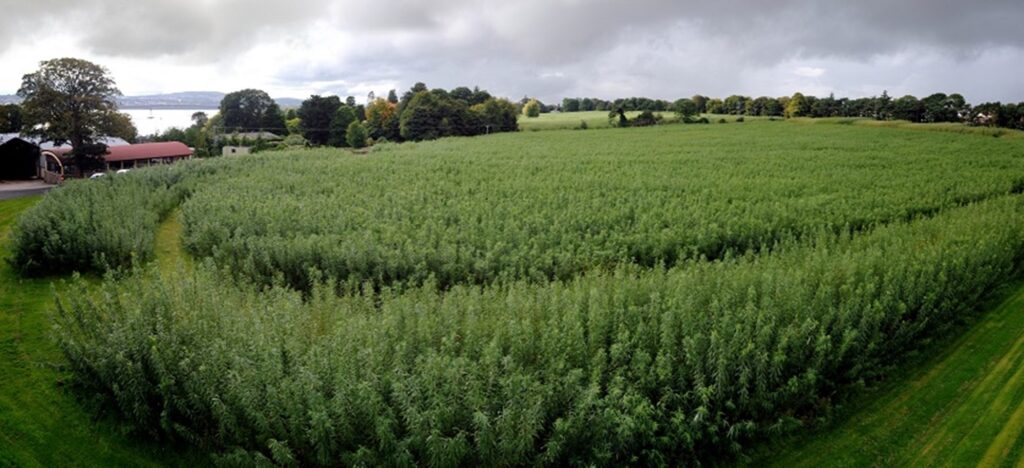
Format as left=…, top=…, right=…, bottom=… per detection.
left=154, top=209, right=189, bottom=276
left=760, top=281, right=1024, bottom=467
left=0, top=197, right=201, bottom=466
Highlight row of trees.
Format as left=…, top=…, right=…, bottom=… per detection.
left=154, top=84, right=521, bottom=153
left=565, top=92, right=1024, bottom=130
left=297, top=84, right=518, bottom=146
left=562, top=97, right=674, bottom=113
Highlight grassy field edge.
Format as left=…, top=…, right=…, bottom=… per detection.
left=0, top=197, right=203, bottom=467
left=756, top=278, right=1024, bottom=467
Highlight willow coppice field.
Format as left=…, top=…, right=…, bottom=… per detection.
left=16, top=121, right=1024, bottom=465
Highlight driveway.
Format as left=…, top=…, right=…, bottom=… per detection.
left=0, top=180, right=56, bottom=200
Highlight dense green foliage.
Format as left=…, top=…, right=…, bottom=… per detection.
left=759, top=280, right=1024, bottom=467
left=12, top=121, right=1024, bottom=464
left=181, top=124, right=1024, bottom=291
left=562, top=92, right=1024, bottom=131
left=328, top=105, right=357, bottom=147
left=345, top=121, right=367, bottom=149
left=8, top=162, right=218, bottom=275
left=55, top=195, right=1024, bottom=465
left=523, top=99, right=541, bottom=117
left=297, top=95, right=342, bottom=146
left=218, top=89, right=286, bottom=133
left=16, top=58, right=138, bottom=169
left=0, top=197, right=205, bottom=466
left=0, top=103, right=22, bottom=133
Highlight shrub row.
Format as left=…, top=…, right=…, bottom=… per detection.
left=181, top=125, right=1024, bottom=291
left=54, top=196, right=1024, bottom=465
left=8, top=161, right=219, bottom=275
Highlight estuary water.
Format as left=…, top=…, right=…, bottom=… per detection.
left=122, top=108, right=219, bottom=137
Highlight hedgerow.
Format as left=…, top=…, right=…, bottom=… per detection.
left=54, top=196, right=1024, bottom=465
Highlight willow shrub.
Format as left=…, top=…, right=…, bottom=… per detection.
left=54, top=196, right=1024, bottom=465
left=8, top=161, right=220, bottom=275
left=181, top=124, right=1024, bottom=292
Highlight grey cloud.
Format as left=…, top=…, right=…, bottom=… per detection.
left=7, top=0, right=1022, bottom=61
left=1, top=0, right=1022, bottom=101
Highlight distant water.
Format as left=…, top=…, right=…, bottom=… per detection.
left=122, top=109, right=219, bottom=137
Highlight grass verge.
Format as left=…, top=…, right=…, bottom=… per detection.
left=756, top=279, right=1024, bottom=467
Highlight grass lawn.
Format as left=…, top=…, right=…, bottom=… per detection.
left=756, top=280, right=1024, bottom=467
left=0, top=196, right=203, bottom=466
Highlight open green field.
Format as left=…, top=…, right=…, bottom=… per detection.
left=4, top=120, right=1024, bottom=465
left=518, top=110, right=762, bottom=131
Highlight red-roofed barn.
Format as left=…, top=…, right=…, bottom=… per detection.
left=104, top=142, right=193, bottom=169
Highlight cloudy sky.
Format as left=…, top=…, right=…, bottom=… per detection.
left=1, top=0, right=1022, bottom=103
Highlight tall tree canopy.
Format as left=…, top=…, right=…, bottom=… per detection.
left=328, top=105, right=358, bottom=147
left=219, top=89, right=286, bottom=133
left=784, top=92, right=809, bottom=118
left=470, top=98, right=519, bottom=133
left=297, top=95, right=341, bottom=146
left=365, top=98, right=399, bottom=141
left=523, top=99, right=541, bottom=118
left=17, top=58, right=134, bottom=151
left=400, top=90, right=474, bottom=141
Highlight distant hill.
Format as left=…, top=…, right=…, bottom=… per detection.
left=0, top=92, right=301, bottom=109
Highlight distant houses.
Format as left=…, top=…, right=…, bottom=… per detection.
left=0, top=133, right=193, bottom=182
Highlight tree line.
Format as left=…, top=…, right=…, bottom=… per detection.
left=147, top=83, right=521, bottom=155
left=560, top=92, right=1024, bottom=130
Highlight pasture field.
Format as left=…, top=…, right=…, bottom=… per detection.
left=517, top=111, right=762, bottom=131
left=6, top=120, right=1024, bottom=465
left=517, top=110, right=673, bottom=130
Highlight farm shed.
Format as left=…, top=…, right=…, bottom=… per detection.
left=0, top=134, right=40, bottom=180
left=103, top=142, right=193, bottom=170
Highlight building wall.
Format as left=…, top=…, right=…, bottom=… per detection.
left=223, top=146, right=252, bottom=156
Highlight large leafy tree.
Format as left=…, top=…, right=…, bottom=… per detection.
left=470, top=98, right=519, bottom=133
left=673, top=98, right=698, bottom=121
left=328, top=105, right=357, bottom=147
left=364, top=98, right=399, bottom=141
left=892, top=95, right=925, bottom=122
left=297, top=95, right=341, bottom=146
left=400, top=90, right=474, bottom=141
left=219, top=89, right=286, bottom=133
left=522, top=99, right=541, bottom=118
left=784, top=92, right=809, bottom=118
left=17, top=58, right=132, bottom=150
left=345, top=121, right=368, bottom=149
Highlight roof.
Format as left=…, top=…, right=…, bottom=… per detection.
left=225, top=131, right=283, bottom=141
left=0, top=133, right=130, bottom=152
left=104, top=142, right=192, bottom=162
left=42, top=136, right=130, bottom=153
